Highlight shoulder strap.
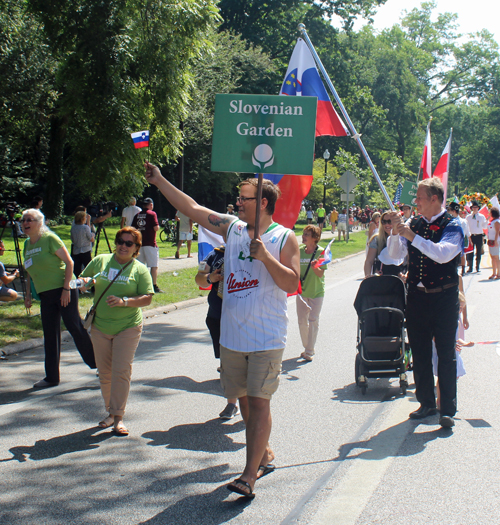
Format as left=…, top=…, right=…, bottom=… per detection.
left=93, top=258, right=134, bottom=310
left=301, top=246, right=318, bottom=284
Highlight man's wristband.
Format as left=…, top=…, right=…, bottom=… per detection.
left=63, top=287, right=70, bottom=291
left=206, top=274, right=212, bottom=285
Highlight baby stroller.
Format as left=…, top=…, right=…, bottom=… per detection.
left=353, top=275, right=410, bottom=395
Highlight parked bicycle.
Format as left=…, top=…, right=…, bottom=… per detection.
left=159, top=219, right=178, bottom=243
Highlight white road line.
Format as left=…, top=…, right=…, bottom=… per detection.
left=310, top=394, right=415, bottom=525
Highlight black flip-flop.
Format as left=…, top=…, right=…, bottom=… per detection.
left=227, top=478, right=255, bottom=499
left=257, top=463, right=276, bottom=479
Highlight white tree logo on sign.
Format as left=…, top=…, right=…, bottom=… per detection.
left=252, top=144, right=274, bottom=170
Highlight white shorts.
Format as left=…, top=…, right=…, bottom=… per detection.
left=137, top=246, right=159, bottom=268
left=179, top=231, right=193, bottom=241
left=338, top=222, right=347, bottom=231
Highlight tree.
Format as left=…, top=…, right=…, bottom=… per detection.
left=25, top=0, right=220, bottom=217
left=0, top=0, right=55, bottom=201
left=161, top=30, right=279, bottom=212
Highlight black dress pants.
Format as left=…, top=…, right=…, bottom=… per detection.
left=205, top=315, right=221, bottom=359
left=467, top=234, right=484, bottom=270
left=38, top=287, right=96, bottom=383
left=406, top=286, right=459, bottom=416
left=72, top=251, right=92, bottom=278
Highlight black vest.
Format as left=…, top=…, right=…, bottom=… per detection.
left=407, top=213, right=459, bottom=290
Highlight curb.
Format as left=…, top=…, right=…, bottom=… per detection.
left=1, top=251, right=364, bottom=357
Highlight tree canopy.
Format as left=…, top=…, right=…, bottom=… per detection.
left=1, top=0, right=499, bottom=216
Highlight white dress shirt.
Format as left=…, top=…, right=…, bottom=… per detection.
left=466, top=212, right=487, bottom=235
left=387, top=209, right=462, bottom=267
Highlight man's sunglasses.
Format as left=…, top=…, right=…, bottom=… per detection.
left=116, top=238, right=137, bottom=248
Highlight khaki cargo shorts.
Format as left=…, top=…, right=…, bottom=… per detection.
left=219, top=345, right=284, bottom=400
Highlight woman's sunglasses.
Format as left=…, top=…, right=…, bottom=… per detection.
left=381, top=219, right=392, bottom=225
left=116, top=238, right=137, bottom=248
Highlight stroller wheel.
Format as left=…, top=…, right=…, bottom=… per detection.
left=361, top=384, right=368, bottom=395
left=400, top=378, right=408, bottom=396
left=355, top=353, right=362, bottom=386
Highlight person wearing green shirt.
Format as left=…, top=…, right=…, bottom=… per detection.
left=297, top=225, right=326, bottom=361
left=22, top=209, right=96, bottom=389
left=80, top=227, right=154, bottom=435
left=315, top=203, right=326, bottom=231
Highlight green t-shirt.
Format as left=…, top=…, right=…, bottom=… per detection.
left=23, top=231, right=69, bottom=293
left=81, top=254, right=154, bottom=335
left=299, top=244, right=326, bottom=299
left=316, top=208, right=326, bottom=218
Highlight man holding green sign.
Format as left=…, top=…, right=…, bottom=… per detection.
left=144, top=162, right=300, bottom=499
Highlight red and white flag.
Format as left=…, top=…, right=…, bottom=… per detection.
left=433, top=130, right=452, bottom=201
left=420, top=123, right=432, bottom=180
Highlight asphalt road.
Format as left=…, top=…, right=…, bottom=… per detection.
left=1, top=252, right=499, bottom=525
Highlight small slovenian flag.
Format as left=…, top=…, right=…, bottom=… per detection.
left=313, top=239, right=334, bottom=268
left=131, top=130, right=150, bottom=149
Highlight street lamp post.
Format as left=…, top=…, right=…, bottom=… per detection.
left=323, top=149, right=330, bottom=204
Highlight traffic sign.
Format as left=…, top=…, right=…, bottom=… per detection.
left=337, top=171, right=359, bottom=193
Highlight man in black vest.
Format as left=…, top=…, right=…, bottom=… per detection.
left=388, top=178, right=463, bottom=428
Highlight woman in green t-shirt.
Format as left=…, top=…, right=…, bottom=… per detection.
left=22, top=209, right=96, bottom=389
left=80, top=227, right=154, bottom=436
left=297, top=225, right=326, bottom=362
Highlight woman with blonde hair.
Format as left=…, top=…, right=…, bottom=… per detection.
left=364, top=211, right=404, bottom=277
left=22, top=208, right=95, bottom=388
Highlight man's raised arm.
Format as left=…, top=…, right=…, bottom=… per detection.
left=145, top=162, right=235, bottom=238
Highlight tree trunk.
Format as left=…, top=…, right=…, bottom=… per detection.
left=44, top=114, right=68, bottom=219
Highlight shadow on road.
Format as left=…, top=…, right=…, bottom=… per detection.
left=0, top=426, right=114, bottom=463
left=145, top=376, right=223, bottom=397
left=143, top=418, right=245, bottom=453
left=331, top=379, right=415, bottom=403
left=139, top=479, right=253, bottom=525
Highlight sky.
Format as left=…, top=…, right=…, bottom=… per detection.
left=346, top=0, right=499, bottom=44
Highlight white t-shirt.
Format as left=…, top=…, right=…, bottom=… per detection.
left=220, top=220, right=291, bottom=352
left=122, top=205, right=141, bottom=227
left=176, top=211, right=192, bottom=233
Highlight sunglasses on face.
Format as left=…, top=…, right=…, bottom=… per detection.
left=116, top=238, right=137, bottom=248
left=381, top=219, right=392, bottom=225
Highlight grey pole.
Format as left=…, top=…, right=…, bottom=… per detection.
left=298, top=23, right=395, bottom=212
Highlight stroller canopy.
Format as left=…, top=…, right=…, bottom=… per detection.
left=353, top=275, right=406, bottom=317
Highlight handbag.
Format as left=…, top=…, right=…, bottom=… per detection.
left=83, top=259, right=133, bottom=330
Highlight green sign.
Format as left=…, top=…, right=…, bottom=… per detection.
left=211, top=94, right=317, bottom=175
left=399, top=180, right=418, bottom=206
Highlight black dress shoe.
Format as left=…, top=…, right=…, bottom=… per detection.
left=439, top=415, right=455, bottom=428
left=409, top=405, right=437, bottom=419
left=33, top=379, right=59, bottom=389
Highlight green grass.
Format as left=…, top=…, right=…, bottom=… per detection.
left=0, top=224, right=365, bottom=348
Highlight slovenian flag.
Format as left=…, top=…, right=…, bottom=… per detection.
left=197, top=225, right=224, bottom=263
left=131, top=130, right=150, bottom=149
left=313, top=239, right=334, bottom=268
left=262, top=38, right=349, bottom=229
left=280, top=38, right=349, bottom=137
